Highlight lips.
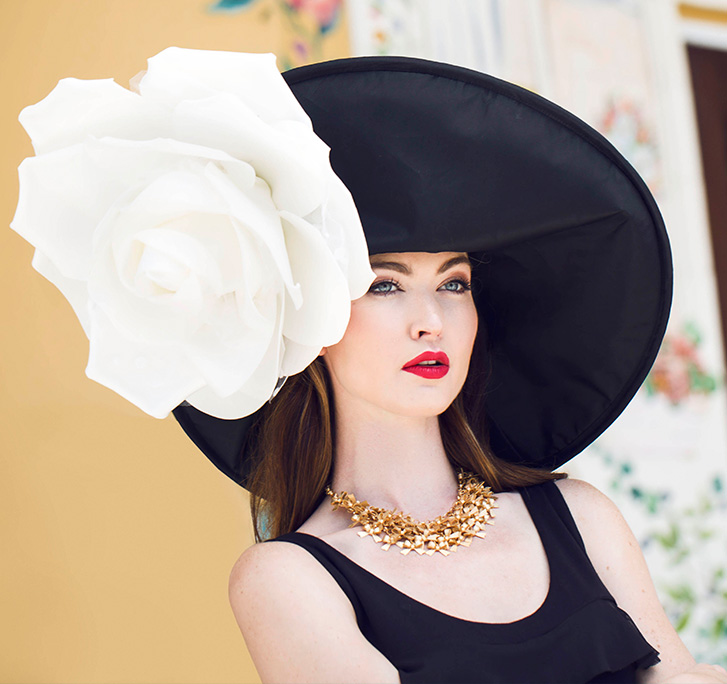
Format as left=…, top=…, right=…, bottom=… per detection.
left=402, top=351, right=450, bottom=379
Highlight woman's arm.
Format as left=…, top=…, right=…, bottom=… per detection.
left=228, top=540, right=399, bottom=684
left=556, top=478, right=727, bottom=684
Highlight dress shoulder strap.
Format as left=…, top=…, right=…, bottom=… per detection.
left=520, top=479, right=617, bottom=606
left=520, top=479, right=588, bottom=553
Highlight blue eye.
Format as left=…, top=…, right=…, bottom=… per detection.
left=369, top=279, right=401, bottom=295
left=440, top=279, right=472, bottom=293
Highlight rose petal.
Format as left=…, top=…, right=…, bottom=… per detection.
left=90, top=232, right=203, bottom=346
left=19, top=78, right=167, bottom=155
left=279, top=211, right=351, bottom=345
left=204, top=163, right=302, bottom=308
left=279, top=341, right=323, bottom=380
left=11, top=138, right=258, bottom=282
left=31, top=251, right=92, bottom=336
left=103, top=163, right=253, bottom=289
left=139, top=48, right=307, bottom=125
left=87, top=135, right=257, bottom=184
left=88, top=167, right=287, bottom=357
left=12, top=147, right=127, bottom=280
left=90, top=211, right=237, bottom=345
left=172, top=93, right=330, bottom=217
left=183, top=228, right=281, bottom=396
left=322, top=174, right=376, bottom=299
left=185, top=305, right=285, bottom=419
left=185, top=293, right=278, bottom=398
left=86, top=303, right=204, bottom=419
left=184, top=382, right=268, bottom=422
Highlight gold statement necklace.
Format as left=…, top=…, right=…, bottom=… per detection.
left=325, top=471, right=497, bottom=556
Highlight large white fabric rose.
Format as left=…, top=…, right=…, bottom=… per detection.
left=11, top=47, right=374, bottom=419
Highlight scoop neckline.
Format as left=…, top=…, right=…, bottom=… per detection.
left=284, top=488, right=557, bottom=629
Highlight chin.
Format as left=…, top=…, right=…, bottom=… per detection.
left=388, top=395, right=458, bottom=419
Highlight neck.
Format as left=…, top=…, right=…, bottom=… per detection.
left=329, top=402, right=458, bottom=521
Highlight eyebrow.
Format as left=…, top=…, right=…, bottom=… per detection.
left=436, top=255, right=471, bottom=274
left=369, top=254, right=471, bottom=275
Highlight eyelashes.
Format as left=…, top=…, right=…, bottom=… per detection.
left=440, top=278, right=472, bottom=294
left=368, top=278, right=402, bottom=296
left=368, top=278, right=472, bottom=296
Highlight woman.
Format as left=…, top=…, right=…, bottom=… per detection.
left=12, top=49, right=726, bottom=683
left=227, top=252, right=722, bottom=684
left=209, top=58, right=723, bottom=683
left=177, top=58, right=727, bottom=683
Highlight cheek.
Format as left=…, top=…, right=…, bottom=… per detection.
left=454, top=300, right=479, bottom=352
left=450, top=302, right=479, bottom=385
left=338, top=301, right=388, bottom=358
left=467, top=307, right=479, bottom=350
left=324, top=301, right=397, bottom=385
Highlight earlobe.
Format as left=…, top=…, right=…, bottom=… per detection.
left=318, top=347, right=327, bottom=357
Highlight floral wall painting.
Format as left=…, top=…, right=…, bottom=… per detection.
left=583, top=444, right=727, bottom=665
left=364, top=0, right=418, bottom=57
left=496, top=0, right=541, bottom=91
left=571, top=315, right=727, bottom=664
left=542, top=0, right=664, bottom=196
left=209, top=0, right=344, bottom=68
left=598, top=95, right=661, bottom=195
left=644, top=322, right=720, bottom=406
left=345, top=0, right=541, bottom=89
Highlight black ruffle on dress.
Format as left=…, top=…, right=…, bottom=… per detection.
left=268, top=481, right=660, bottom=683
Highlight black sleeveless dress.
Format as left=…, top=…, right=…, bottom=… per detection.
left=267, top=481, right=660, bottom=683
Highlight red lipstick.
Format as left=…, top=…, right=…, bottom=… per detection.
left=402, top=351, right=450, bottom=379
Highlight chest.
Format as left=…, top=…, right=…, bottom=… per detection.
left=326, top=495, right=551, bottom=623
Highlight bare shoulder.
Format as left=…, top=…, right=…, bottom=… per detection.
left=228, top=539, right=357, bottom=631
left=229, top=539, right=299, bottom=599
left=554, top=476, right=618, bottom=514
left=228, top=540, right=398, bottom=684
left=229, top=537, right=324, bottom=591
left=554, top=477, right=647, bottom=590
left=554, top=477, right=634, bottom=544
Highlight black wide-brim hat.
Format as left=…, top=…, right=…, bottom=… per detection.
left=173, top=56, right=672, bottom=485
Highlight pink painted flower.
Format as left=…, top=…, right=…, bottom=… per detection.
left=285, top=0, right=342, bottom=31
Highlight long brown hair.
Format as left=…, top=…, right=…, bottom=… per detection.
left=246, top=326, right=566, bottom=541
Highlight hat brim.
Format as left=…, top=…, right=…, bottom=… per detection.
left=174, top=56, right=672, bottom=485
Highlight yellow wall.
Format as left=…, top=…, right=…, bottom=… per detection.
left=0, top=2, right=349, bottom=682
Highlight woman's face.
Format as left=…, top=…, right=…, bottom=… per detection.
left=322, top=251, right=478, bottom=420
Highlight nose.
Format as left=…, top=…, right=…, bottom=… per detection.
left=409, top=294, right=443, bottom=339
